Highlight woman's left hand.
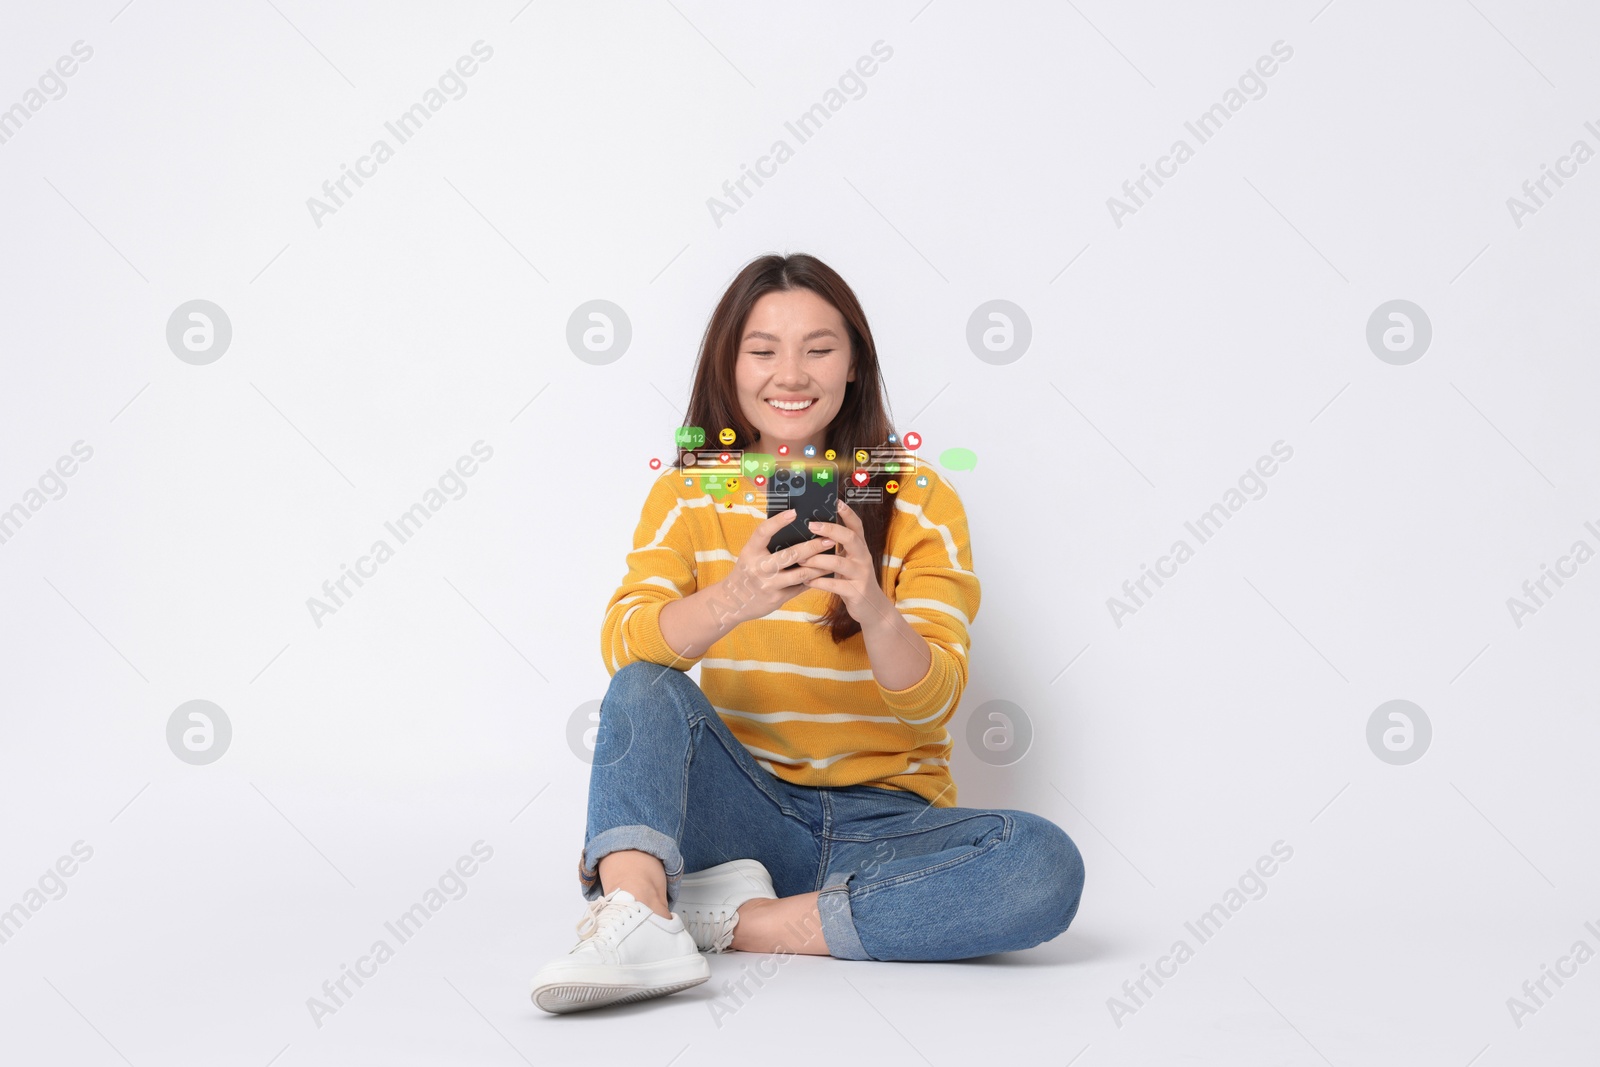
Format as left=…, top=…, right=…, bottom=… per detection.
left=804, top=499, right=897, bottom=629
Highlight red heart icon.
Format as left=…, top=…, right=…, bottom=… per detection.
left=649, top=457, right=661, bottom=470
left=903, top=431, right=921, bottom=450
left=852, top=470, right=869, bottom=485
left=754, top=475, right=766, bottom=486
left=720, top=452, right=731, bottom=463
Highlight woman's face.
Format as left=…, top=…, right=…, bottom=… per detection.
left=734, top=288, right=856, bottom=453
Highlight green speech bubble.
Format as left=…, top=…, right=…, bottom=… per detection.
left=675, top=426, right=706, bottom=449
left=741, top=452, right=775, bottom=479
left=700, top=472, right=732, bottom=500
left=938, top=447, right=977, bottom=471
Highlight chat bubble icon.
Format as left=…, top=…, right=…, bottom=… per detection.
left=701, top=472, right=731, bottom=500
left=939, top=447, right=977, bottom=471
left=675, top=426, right=706, bottom=449
left=813, top=467, right=832, bottom=484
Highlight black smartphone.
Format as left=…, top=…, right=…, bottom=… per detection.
left=765, top=462, right=839, bottom=555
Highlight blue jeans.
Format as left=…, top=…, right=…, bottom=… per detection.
left=578, top=661, right=1086, bottom=961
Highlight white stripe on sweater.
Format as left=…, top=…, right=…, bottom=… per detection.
left=615, top=602, right=646, bottom=671
left=700, top=658, right=876, bottom=682
left=894, top=498, right=972, bottom=574
left=891, top=758, right=951, bottom=775
left=713, top=704, right=903, bottom=726
left=898, top=678, right=957, bottom=726
left=898, top=598, right=971, bottom=628
left=734, top=742, right=869, bottom=769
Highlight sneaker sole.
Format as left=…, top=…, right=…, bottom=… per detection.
left=531, top=957, right=711, bottom=1015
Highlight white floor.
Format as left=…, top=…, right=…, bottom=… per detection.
left=4, top=756, right=1595, bottom=1065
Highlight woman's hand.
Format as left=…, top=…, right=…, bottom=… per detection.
left=715, top=509, right=839, bottom=625
left=802, top=499, right=898, bottom=630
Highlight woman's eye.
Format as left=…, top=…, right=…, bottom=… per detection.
left=810, top=349, right=833, bottom=356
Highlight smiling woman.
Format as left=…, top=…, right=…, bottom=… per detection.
left=530, top=253, right=1085, bottom=1015
left=682, top=261, right=893, bottom=642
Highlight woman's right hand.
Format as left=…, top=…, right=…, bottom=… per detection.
left=716, top=509, right=838, bottom=625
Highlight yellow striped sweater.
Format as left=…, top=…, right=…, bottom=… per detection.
left=600, top=463, right=980, bottom=808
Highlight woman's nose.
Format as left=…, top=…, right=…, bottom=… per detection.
left=772, top=354, right=808, bottom=383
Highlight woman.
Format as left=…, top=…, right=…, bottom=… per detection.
left=531, top=253, right=1085, bottom=1014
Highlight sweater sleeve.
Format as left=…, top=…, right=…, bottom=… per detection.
left=874, top=472, right=980, bottom=728
left=600, top=474, right=707, bottom=675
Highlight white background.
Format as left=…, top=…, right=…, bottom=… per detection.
left=2, top=1, right=1597, bottom=1064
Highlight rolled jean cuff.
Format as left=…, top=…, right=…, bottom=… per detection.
left=579, top=825, right=685, bottom=909
left=818, top=875, right=871, bottom=961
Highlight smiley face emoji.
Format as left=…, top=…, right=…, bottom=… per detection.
left=725, top=477, right=739, bottom=491
left=718, top=427, right=736, bottom=446
left=885, top=479, right=900, bottom=494
left=824, top=448, right=836, bottom=461
left=855, top=449, right=870, bottom=464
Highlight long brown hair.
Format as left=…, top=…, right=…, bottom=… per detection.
left=683, top=253, right=894, bottom=643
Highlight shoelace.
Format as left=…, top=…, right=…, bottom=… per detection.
left=682, top=905, right=739, bottom=954
left=573, top=890, right=639, bottom=949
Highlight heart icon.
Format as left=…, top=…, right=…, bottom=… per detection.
left=852, top=470, right=869, bottom=486
left=754, top=475, right=766, bottom=486
left=903, top=431, right=921, bottom=450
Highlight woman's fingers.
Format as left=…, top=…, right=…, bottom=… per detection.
left=775, top=537, right=835, bottom=569
left=808, top=519, right=863, bottom=557
left=836, top=499, right=867, bottom=539
left=749, top=509, right=797, bottom=554
left=772, top=560, right=831, bottom=588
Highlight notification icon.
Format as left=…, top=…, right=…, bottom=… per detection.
left=777, top=445, right=789, bottom=456
left=852, top=470, right=869, bottom=486
left=649, top=457, right=662, bottom=470
left=754, top=474, right=766, bottom=486
left=903, top=431, right=921, bottom=450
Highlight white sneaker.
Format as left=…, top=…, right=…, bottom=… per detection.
left=530, top=888, right=710, bottom=1014
left=676, top=859, right=778, bottom=953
